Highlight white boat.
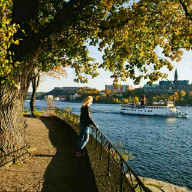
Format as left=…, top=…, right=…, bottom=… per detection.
left=120, top=101, right=188, bottom=118
left=54, top=97, right=60, bottom=101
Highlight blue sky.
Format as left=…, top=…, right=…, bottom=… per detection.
left=30, top=45, right=192, bottom=92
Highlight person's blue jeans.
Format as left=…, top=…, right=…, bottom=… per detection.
left=77, top=123, right=89, bottom=152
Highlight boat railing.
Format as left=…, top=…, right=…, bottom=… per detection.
left=54, top=107, right=151, bottom=192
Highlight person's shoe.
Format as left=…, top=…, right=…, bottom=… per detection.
left=76, top=151, right=85, bottom=157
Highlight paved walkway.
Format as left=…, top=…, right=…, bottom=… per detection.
left=0, top=116, right=98, bottom=192
left=0, top=116, right=191, bottom=192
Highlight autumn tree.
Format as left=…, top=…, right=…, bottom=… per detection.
left=30, top=65, right=67, bottom=116
left=180, top=90, right=186, bottom=98
left=76, top=88, right=83, bottom=95
left=0, top=0, right=192, bottom=166
left=168, top=95, right=174, bottom=101
left=173, top=92, right=179, bottom=101
left=122, top=99, right=128, bottom=104
left=152, top=96, right=157, bottom=101
left=29, top=69, right=40, bottom=116
left=104, top=89, right=111, bottom=95
left=134, top=97, right=139, bottom=103
left=113, top=89, right=117, bottom=94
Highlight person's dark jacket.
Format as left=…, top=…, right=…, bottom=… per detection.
left=80, top=105, right=96, bottom=127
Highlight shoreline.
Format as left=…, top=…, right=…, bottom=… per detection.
left=126, top=174, right=191, bottom=192
left=25, top=100, right=192, bottom=107
left=139, top=177, right=191, bottom=192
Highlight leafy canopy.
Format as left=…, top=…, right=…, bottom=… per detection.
left=0, top=0, right=192, bottom=86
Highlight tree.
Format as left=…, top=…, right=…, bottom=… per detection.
left=134, top=97, right=139, bottom=103
left=173, top=92, right=179, bottom=101
left=29, top=69, right=41, bottom=116
left=168, top=96, right=174, bottom=101
left=152, top=96, right=157, bottom=101
left=180, top=90, right=186, bottom=98
left=104, top=89, right=111, bottom=95
left=113, top=89, right=117, bottom=94
left=122, top=98, right=128, bottom=103
left=76, top=88, right=83, bottom=95
left=0, top=0, right=192, bottom=165
left=29, top=65, right=67, bottom=116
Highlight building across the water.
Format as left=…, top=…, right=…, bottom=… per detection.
left=144, top=69, right=192, bottom=93
left=53, top=87, right=84, bottom=91
left=105, top=85, right=133, bottom=93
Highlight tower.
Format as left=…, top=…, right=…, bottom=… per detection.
left=174, top=69, right=178, bottom=82
left=174, top=69, right=178, bottom=89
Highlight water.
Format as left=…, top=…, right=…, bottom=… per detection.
left=25, top=100, right=192, bottom=190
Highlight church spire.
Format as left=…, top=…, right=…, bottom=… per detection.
left=174, top=69, right=178, bottom=82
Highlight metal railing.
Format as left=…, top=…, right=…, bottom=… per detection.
left=0, top=145, right=30, bottom=167
left=54, top=107, right=151, bottom=192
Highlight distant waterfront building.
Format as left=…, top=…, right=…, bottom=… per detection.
left=58, top=95, right=67, bottom=101
left=69, top=93, right=81, bottom=101
left=53, top=87, right=83, bottom=91
left=44, top=95, right=54, bottom=100
left=99, top=91, right=105, bottom=95
left=144, top=69, right=192, bottom=93
left=54, top=97, right=60, bottom=101
left=105, top=85, right=133, bottom=93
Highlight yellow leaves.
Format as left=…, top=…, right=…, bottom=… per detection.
left=162, top=28, right=166, bottom=34
left=4, top=59, right=9, bottom=64
left=14, top=40, right=19, bottom=45
left=46, top=65, right=67, bottom=79
left=138, top=49, right=144, bottom=57
left=180, top=90, right=186, bottom=97
left=0, top=9, right=20, bottom=82
left=14, top=61, right=20, bottom=67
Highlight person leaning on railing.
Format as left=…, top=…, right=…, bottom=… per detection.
left=76, top=96, right=98, bottom=157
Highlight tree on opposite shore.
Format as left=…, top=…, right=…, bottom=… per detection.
left=0, top=0, right=192, bottom=165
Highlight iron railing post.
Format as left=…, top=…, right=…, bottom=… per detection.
left=91, top=127, right=93, bottom=144
left=95, top=128, right=98, bottom=149
left=100, top=135, right=103, bottom=160
left=108, top=143, right=111, bottom=176
left=120, top=159, right=123, bottom=192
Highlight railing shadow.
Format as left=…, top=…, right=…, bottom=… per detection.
left=40, top=116, right=98, bottom=192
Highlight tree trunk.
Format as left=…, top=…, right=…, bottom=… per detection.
left=0, top=72, right=31, bottom=166
left=30, top=72, right=40, bottom=116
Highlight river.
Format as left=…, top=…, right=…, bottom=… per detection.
left=25, top=100, right=192, bottom=190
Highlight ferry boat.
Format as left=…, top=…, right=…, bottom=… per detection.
left=121, top=101, right=188, bottom=118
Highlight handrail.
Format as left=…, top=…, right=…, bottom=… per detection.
left=54, top=107, right=151, bottom=192
left=0, top=145, right=30, bottom=167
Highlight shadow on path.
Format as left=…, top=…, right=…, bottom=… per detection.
left=39, top=116, right=98, bottom=192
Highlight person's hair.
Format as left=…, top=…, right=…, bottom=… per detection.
left=82, top=96, right=93, bottom=107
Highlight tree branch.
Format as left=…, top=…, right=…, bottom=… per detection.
left=179, top=0, right=192, bottom=21
left=11, top=0, right=90, bottom=58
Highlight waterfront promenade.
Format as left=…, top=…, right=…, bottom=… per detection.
left=0, top=116, right=97, bottom=191
left=0, top=116, right=131, bottom=192
left=0, top=116, right=191, bottom=192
